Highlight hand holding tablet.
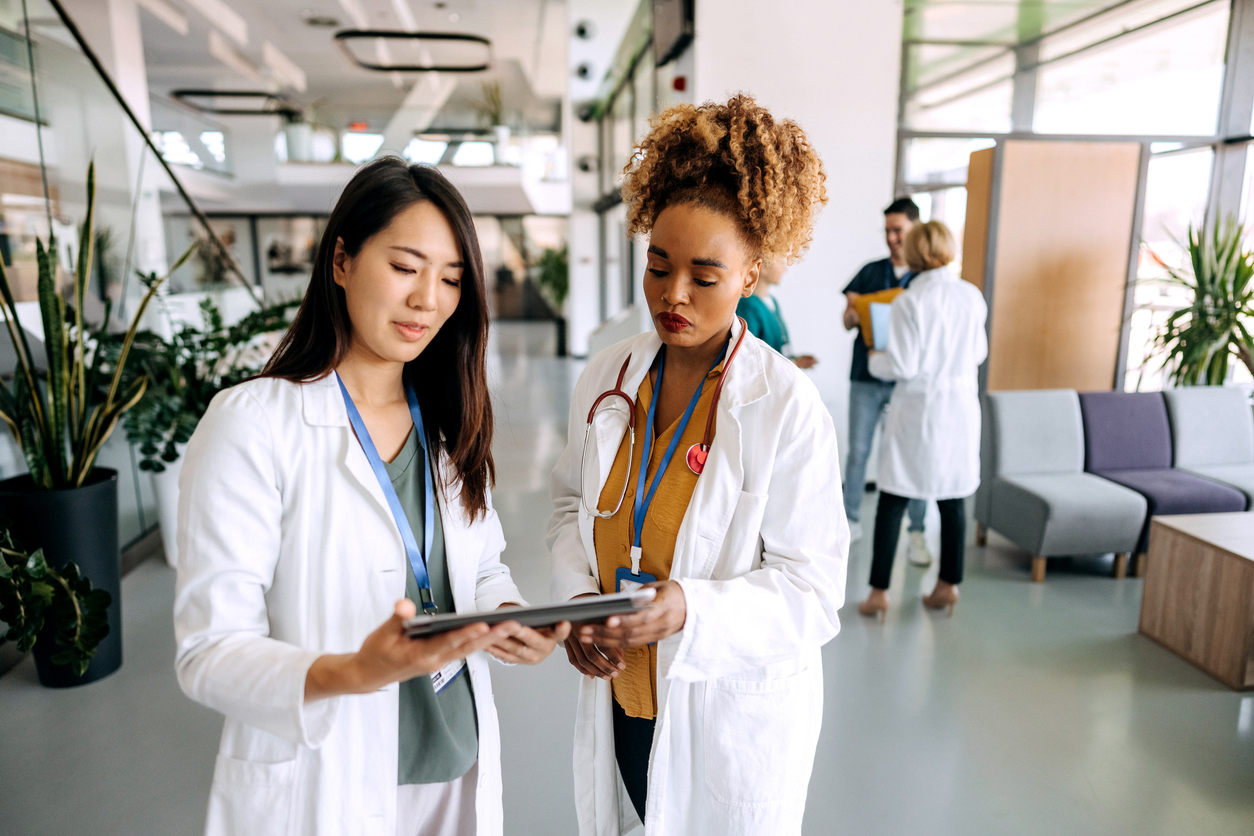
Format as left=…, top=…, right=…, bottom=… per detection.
left=402, top=588, right=657, bottom=638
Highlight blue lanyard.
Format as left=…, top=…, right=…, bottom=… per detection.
left=629, top=343, right=727, bottom=572
left=336, top=373, right=438, bottom=613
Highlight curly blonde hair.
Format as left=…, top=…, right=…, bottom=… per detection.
left=621, top=93, right=828, bottom=264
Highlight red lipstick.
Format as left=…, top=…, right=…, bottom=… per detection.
left=658, top=312, right=691, bottom=332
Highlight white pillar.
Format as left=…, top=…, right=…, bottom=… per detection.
left=566, top=107, right=601, bottom=357
left=61, top=0, right=168, bottom=282
left=566, top=0, right=639, bottom=356
left=692, top=0, right=904, bottom=461
left=107, top=0, right=168, bottom=279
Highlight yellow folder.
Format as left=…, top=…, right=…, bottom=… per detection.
left=853, top=287, right=905, bottom=347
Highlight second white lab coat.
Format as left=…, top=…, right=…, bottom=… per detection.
left=173, top=375, right=524, bottom=836
left=868, top=265, right=988, bottom=500
left=548, top=318, right=849, bottom=836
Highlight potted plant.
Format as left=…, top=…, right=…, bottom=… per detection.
left=105, top=296, right=298, bottom=567
left=535, top=245, right=569, bottom=310
left=0, top=162, right=191, bottom=687
left=1146, top=216, right=1254, bottom=385
left=0, top=525, right=111, bottom=677
left=534, top=245, right=569, bottom=355
left=474, top=81, right=510, bottom=164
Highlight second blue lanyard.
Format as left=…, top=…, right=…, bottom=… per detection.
left=629, top=344, right=726, bottom=574
left=337, top=373, right=438, bottom=613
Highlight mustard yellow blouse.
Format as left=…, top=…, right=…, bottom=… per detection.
left=593, top=356, right=724, bottom=719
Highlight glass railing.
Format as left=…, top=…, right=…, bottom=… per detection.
left=0, top=0, right=262, bottom=548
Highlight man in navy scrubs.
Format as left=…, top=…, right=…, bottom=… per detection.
left=841, top=198, right=930, bottom=565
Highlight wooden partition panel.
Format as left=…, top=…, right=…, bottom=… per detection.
left=961, top=147, right=995, bottom=292
left=982, top=140, right=1140, bottom=391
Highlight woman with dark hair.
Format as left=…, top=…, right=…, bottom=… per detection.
left=174, top=157, right=566, bottom=836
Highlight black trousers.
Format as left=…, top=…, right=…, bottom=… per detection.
left=612, top=698, right=654, bottom=823
left=869, top=491, right=966, bottom=590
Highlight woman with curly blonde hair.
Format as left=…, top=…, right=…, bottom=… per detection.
left=548, top=94, right=850, bottom=836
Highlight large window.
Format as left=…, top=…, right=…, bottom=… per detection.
left=1034, top=1, right=1230, bottom=136
left=1125, top=147, right=1215, bottom=390
left=902, top=136, right=996, bottom=189
left=899, top=0, right=1252, bottom=391
left=903, top=50, right=1014, bottom=133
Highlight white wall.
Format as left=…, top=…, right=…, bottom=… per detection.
left=693, top=0, right=904, bottom=463
left=566, top=0, right=640, bottom=356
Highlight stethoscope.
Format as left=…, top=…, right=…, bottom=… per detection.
left=581, top=317, right=749, bottom=519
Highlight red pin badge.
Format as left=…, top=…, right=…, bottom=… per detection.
left=686, top=444, right=709, bottom=475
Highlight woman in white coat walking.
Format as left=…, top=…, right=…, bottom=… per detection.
left=174, top=158, right=567, bottom=836
left=548, top=95, right=848, bottom=835
left=859, top=220, right=988, bottom=617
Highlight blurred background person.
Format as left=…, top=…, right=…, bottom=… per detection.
left=737, top=259, right=818, bottom=368
left=841, top=198, right=930, bottom=560
left=858, top=220, right=987, bottom=618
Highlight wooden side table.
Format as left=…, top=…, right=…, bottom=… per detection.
left=1138, top=513, right=1254, bottom=691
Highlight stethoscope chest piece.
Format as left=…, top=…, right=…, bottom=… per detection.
left=686, top=443, right=709, bottom=475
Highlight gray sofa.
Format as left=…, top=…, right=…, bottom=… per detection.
left=1163, top=386, right=1254, bottom=505
left=975, top=389, right=1147, bottom=581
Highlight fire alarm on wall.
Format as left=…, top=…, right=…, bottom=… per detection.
left=673, top=76, right=687, bottom=92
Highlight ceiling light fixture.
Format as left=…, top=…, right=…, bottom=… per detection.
left=334, top=30, right=491, bottom=72
left=172, top=89, right=303, bottom=119
left=302, top=13, right=340, bottom=27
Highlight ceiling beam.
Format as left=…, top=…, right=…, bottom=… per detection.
left=136, top=0, right=187, bottom=35
left=183, top=0, right=248, bottom=46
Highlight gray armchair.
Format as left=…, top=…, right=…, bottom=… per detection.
left=975, top=389, right=1147, bottom=581
left=1163, top=386, right=1254, bottom=507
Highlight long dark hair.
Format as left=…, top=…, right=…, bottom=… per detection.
left=262, top=157, right=495, bottom=519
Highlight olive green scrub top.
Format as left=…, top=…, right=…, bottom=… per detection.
left=384, top=429, right=478, bottom=785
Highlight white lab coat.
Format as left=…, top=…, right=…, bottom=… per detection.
left=173, top=374, right=524, bottom=836
left=548, top=318, right=849, bottom=836
left=867, top=265, right=988, bottom=500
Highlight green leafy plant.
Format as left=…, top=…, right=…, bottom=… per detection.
left=106, top=296, right=299, bottom=472
left=0, top=526, right=111, bottom=676
left=0, top=162, right=194, bottom=489
left=1147, top=217, right=1254, bottom=386
left=473, top=80, right=506, bottom=127
left=91, top=226, right=120, bottom=298
left=535, top=245, right=569, bottom=308
left=193, top=233, right=231, bottom=286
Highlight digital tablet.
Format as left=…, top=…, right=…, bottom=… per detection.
left=402, top=588, right=657, bottom=638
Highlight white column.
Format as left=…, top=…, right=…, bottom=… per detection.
left=60, top=0, right=168, bottom=281
left=692, top=0, right=904, bottom=461
left=566, top=0, right=639, bottom=356
left=107, top=0, right=168, bottom=279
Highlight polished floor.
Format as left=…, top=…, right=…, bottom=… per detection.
left=1, top=322, right=1251, bottom=835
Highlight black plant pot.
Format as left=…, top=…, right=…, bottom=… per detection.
left=0, top=469, right=121, bottom=687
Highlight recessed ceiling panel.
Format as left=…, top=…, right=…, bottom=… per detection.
left=172, top=89, right=301, bottom=118
left=335, top=30, right=492, bottom=73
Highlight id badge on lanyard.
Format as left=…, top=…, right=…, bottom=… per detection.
left=622, top=345, right=724, bottom=591
left=337, top=374, right=466, bottom=690
left=615, top=564, right=657, bottom=593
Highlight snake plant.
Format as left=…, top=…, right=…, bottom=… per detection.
left=0, top=526, right=110, bottom=676
left=0, top=162, right=193, bottom=489
left=1148, top=216, right=1254, bottom=386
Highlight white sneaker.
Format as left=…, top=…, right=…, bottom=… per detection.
left=906, top=531, right=933, bottom=567
left=849, top=521, right=863, bottom=543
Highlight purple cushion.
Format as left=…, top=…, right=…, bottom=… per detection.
left=1079, top=391, right=1172, bottom=472
left=1093, top=468, right=1248, bottom=551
